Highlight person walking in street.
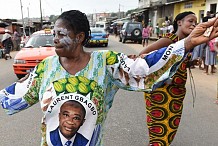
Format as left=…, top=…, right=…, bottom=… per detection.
left=139, top=11, right=198, bottom=146
left=1, top=29, right=13, bottom=60
left=13, top=29, right=21, bottom=51
left=203, top=12, right=217, bottom=74
left=113, top=25, right=118, bottom=37
left=199, top=11, right=214, bottom=70
left=204, top=38, right=217, bottom=74
left=142, top=23, right=150, bottom=47
left=155, top=23, right=160, bottom=38
left=0, top=10, right=217, bottom=146
left=148, top=19, right=153, bottom=37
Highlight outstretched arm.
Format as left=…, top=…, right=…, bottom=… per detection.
left=106, top=18, right=218, bottom=91
left=139, top=38, right=173, bottom=55
left=0, top=62, right=43, bottom=115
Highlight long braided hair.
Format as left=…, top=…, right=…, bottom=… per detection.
left=57, top=10, right=91, bottom=46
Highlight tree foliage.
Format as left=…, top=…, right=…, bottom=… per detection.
left=110, top=13, right=117, bottom=17
left=49, top=15, right=59, bottom=23
left=126, top=8, right=138, bottom=16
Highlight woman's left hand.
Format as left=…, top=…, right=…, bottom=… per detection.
left=185, top=17, right=218, bottom=51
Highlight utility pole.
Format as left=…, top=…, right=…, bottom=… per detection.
left=119, top=4, right=120, bottom=19
left=39, top=0, right=43, bottom=29
left=27, top=5, right=31, bottom=36
left=20, top=0, right=26, bottom=36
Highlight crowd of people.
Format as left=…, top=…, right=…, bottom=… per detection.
left=146, top=11, right=217, bottom=76
left=191, top=41, right=217, bottom=75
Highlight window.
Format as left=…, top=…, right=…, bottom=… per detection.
left=25, top=34, right=54, bottom=48
left=184, top=2, right=193, bottom=9
left=210, top=3, right=217, bottom=15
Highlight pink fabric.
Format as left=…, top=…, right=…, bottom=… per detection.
left=142, top=27, right=150, bottom=38
left=208, top=38, right=216, bottom=52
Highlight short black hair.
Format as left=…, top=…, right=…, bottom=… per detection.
left=61, top=100, right=86, bottom=119
left=172, top=11, right=195, bottom=33
left=57, top=10, right=91, bottom=46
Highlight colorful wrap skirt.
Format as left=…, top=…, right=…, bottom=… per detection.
left=145, top=59, right=188, bottom=146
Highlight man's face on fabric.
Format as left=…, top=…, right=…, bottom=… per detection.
left=59, top=102, right=85, bottom=139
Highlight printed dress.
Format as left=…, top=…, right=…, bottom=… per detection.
left=144, top=33, right=191, bottom=146
left=0, top=40, right=186, bottom=146
left=205, top=44, right=217, bottom=66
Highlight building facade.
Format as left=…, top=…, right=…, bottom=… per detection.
left=135, top=0, right=217, bottom=27
left=205, top=0, right=218, bottom=16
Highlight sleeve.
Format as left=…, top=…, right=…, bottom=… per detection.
left=106, top=39, right=186, bottom=92
left=0, top=62, right=43, bottom=115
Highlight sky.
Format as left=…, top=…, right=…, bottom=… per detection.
left=1, top=0, right=138, bottom=19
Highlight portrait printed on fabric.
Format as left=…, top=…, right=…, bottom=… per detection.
left=40, top=76, right=104, bottom=146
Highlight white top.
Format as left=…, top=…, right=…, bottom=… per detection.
left=168, top=25, right=174, bottom=33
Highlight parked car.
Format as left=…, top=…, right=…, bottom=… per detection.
left=86, top=27, right=109, bottom=47
left=13, top=29, right=56, bottom=79
left=119, top=22, right=143, bottom=44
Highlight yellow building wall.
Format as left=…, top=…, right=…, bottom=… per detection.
left=174, top=0, right=206, bottom=23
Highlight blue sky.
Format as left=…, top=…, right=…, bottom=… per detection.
left=1, top=0, right=138, bottom=19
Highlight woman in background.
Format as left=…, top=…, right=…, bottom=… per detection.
left=204, top=38, right=217, bottom=74
left=142, top=23, right=150, bottom=47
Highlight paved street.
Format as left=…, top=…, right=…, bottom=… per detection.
left=105, top=35, right=218, bottom=146
left=0, top=36, right=217, bottom=146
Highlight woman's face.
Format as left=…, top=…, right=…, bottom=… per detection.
left=179, top=14, right=197, bottom=36
left=53, top=19, right=80, bottom=57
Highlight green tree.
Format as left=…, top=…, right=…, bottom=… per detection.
left=110, top=12, right=117, bottom=17
left=49, top=15, right=59, bottom=23
left=126, top=8, right=137, bottom=16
